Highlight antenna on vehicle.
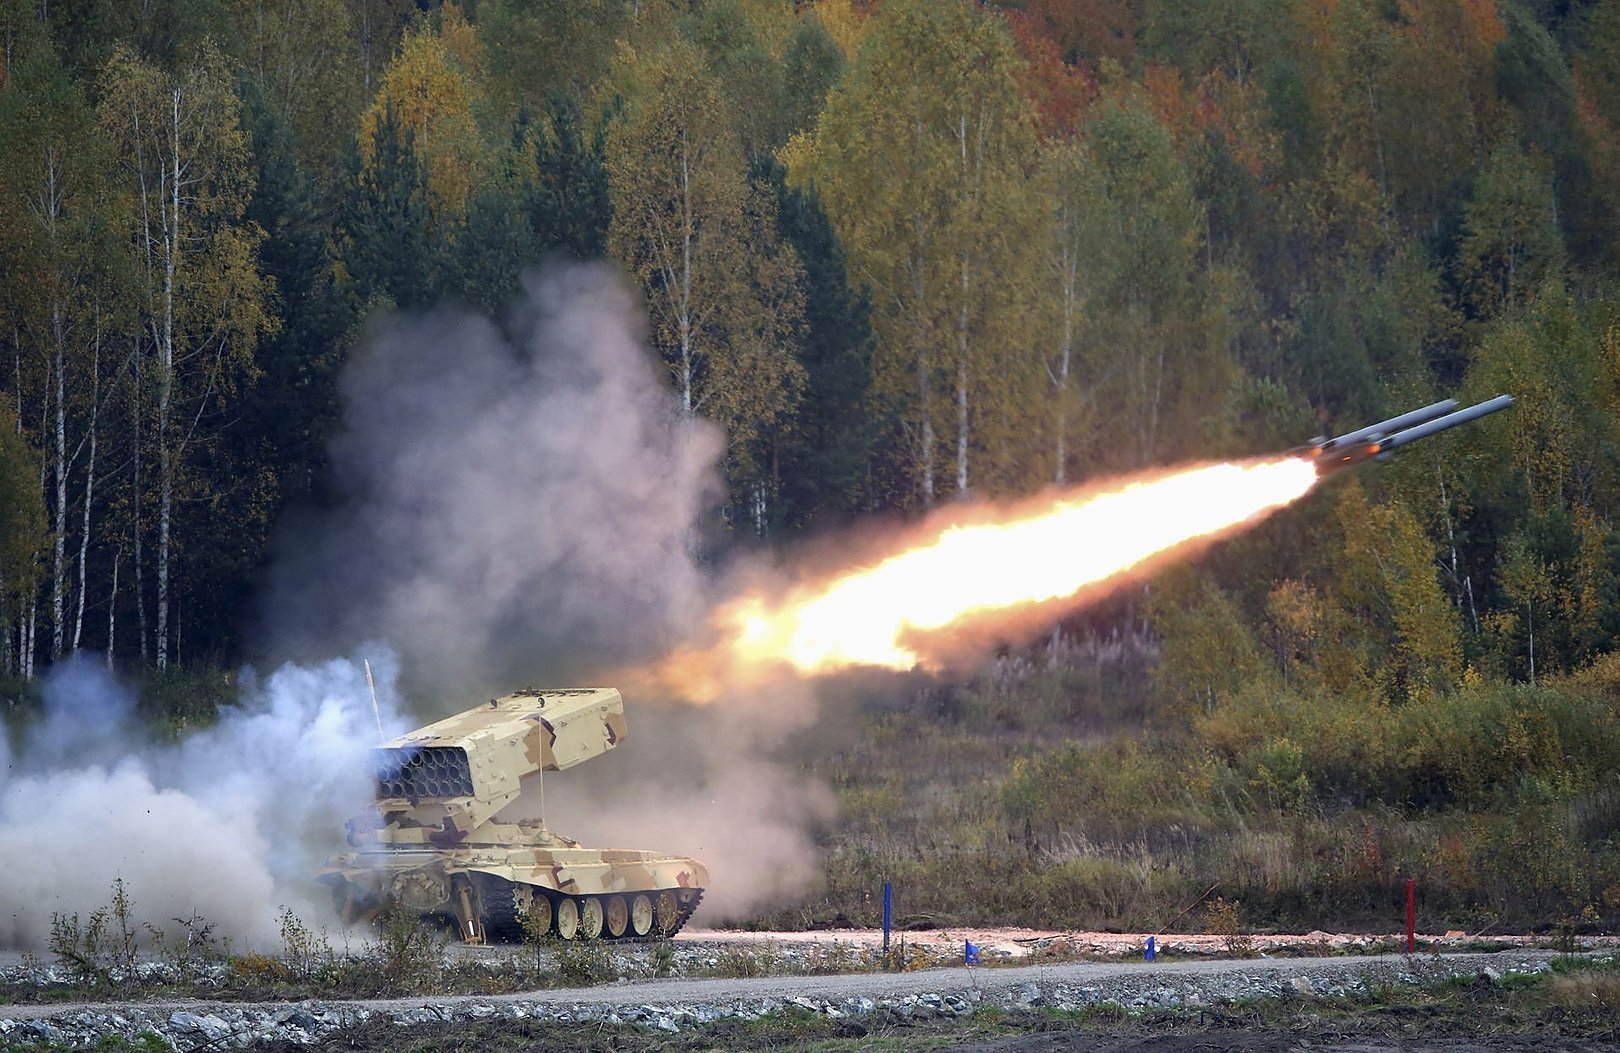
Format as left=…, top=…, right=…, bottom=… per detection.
left=363, top=658, right=385, bottom=741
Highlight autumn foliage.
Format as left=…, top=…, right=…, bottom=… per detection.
left=2, top=0, right=1620, bottom=930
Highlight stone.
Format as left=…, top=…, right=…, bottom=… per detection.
left=1016, top=982, right=1043, bottom=1005
left=24, top=1021, right=64, bottom=1045
left=280, top=1008, right=321, bottom=1031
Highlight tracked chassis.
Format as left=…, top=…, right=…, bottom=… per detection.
left=320, top=688, right=709, bottom=943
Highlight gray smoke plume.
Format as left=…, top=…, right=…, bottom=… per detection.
left=263, top=264, right=724, bottom=697
left=258, top=263, right=831, bottom=923
left=0, top=652, right=404, bottom=950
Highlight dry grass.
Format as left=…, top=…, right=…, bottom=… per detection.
left=762, top=636, right=1620, bottom=935
left=1543, top=969, right=1620, bottom=1012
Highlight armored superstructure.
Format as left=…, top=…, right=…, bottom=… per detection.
left=321, top=688, right=706, bottom=943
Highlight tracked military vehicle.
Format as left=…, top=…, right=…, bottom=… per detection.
left=321, top=688, right=707, bottom=943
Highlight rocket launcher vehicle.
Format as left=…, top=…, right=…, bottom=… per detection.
left=320, top=688, right=707, bottom=944
left=1301, top=395, right=1514, bottom=475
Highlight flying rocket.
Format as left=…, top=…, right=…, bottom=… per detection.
left=1301, top=395, right=1515, bottom=475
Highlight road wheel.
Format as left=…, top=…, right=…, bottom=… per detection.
left=653, top=891, right=680, bottom=935
left=605, top=896, right=629, bottom=938
left=630, top=894, right=654, bottom=937
left=519, top=889, right=553, bottom=939
left=580, top=897, right=604, bottom=939
left=555, top=896, right=579, bottom=940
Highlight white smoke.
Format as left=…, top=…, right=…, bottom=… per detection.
left=0, top=652, right=404, bottom=950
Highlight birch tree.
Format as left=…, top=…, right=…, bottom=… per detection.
left=99, top=41, right=272, bottom=669
left=0, top=42, right=128, bottom=663
left=786, top=0, right=1035, bottom=504
left=606, top=36, right=805, bottom=507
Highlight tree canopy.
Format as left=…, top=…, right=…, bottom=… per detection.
left=0, top=0, right=1616, bottom=702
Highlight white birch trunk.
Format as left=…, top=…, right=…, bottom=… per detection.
left=106, top=551, right=119, bottom=669
left=23, top=604, right=35, bottom=680
left=46, top=150, right=68, bottom=661
left=73, top=322, right=100, bottom=652
left=133, top=344, right=147, bottom=662
left=1055, top=232, right=1076, bottom=485
left=155, top=85, right=181, bottom=670
left=678, top=129, right=693, bottom=415
left=917, top=337, right=934, bottom=506
left=956, top=252, right=969, bottom=496
left=954, top=111, right=971, bottom=498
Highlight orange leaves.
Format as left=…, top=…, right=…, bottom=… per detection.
left=1003, top=7, right=1096, bottom=137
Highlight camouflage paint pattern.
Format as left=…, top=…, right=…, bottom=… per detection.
left=320, top=689, right=707, bottom=943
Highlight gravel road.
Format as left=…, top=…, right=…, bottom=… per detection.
left=0, top=949, right=1598, bottom=1048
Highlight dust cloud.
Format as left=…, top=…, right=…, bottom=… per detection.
left=0, top=652, right=405, bottom=950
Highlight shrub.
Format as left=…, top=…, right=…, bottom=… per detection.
left=554, top=939, right=617, bottom=985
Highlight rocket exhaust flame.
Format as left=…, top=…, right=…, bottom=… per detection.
left=639, top=394, right=1509, bottom=700
left=645, top=458, right=1320, bottom=698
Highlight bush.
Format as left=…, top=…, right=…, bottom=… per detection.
left=554, top=939, right=616, bottom=985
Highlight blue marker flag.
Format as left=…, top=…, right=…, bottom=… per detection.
left=964, top=940, right=980, bottom=964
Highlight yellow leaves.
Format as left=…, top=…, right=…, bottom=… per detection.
left=1334, top=479, right=1462, bottom=700
left=788, top=0, right=1043, bottom=495
left=358, top=18, right=483, bottom=220
left=98, top=39, right=269, bottom=368
left=605, top=36, right=806, bottom=467
left=807, top=0, right=872, bottom=62
left=437, top=3, right=483, bottom=82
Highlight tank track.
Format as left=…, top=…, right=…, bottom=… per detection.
left=478, top=877, right=526, bottom=942
left=472, top=876, right=703, bottom=943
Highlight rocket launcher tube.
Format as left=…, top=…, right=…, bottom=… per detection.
left=1376, top=395, right=1515, bottom=455
left=1314, top=399, right=1457, bottom=454
left=369, top=688, right=627, bottom=836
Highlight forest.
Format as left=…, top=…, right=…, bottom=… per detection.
left=2, top=0, right=1620, bottom=929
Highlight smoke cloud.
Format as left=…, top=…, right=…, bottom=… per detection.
left=263, top=263, right=724, bottom=697
left=0, top=652, right=404, bottom=950
left=255, top=263, right=831, bottom=923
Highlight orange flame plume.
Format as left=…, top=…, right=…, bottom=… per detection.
left=644, top=457, right=1319, bottom=699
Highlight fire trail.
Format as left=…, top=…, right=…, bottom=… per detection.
left=650, top=395, right=1513, bottom=697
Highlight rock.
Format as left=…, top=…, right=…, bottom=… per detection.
left=24, top=1020, right=64, bottom=1045
left=279, top=1008, right=321, bottom=1031
left=1290, top=976, right=1315, bottom=995
left=1016, top=982, right=1043, bottom=1006
left=168, top=1011, right=232, bottom=1042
